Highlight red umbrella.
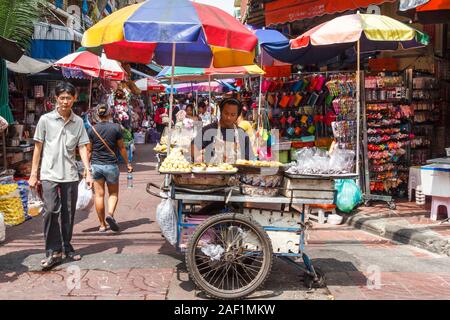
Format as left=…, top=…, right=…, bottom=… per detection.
left=54, top=51, right=125, bottom=81
left=135, top=77, right=166, bottom=92
left=54, top=51, right=126, bottom=108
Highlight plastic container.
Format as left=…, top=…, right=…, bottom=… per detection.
left=0, top=213, right=5, bottom=243
left=327, top=214, right=343, bottom=225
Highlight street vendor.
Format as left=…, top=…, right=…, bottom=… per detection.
left=191, top=98, right=254, bottom=163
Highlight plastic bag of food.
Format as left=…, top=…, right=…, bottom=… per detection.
left=0, top=184, right=25, bottom=226
left=76, top=179, right=94, bottom=211
left=335, top=179, right=362, bottom=213
left=156, top=194, right=178, bottom=246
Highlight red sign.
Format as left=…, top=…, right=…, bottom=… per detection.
left=265, top=0, right=397, bottom=26
left=368, top=58, right=398, bottom=72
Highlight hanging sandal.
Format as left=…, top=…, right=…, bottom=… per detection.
left=40, top=253, right=63, bottom=271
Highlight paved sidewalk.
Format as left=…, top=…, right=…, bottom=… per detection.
left=344, top=200, right=450, bottom=257
left=1, top=144, right=450, bottom=300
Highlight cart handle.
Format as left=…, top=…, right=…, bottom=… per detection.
left=146, top=182, right=169, bottom=199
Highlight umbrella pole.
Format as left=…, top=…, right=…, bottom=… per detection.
left=88, top=76, right=93, bottom=109
left=167, top=43, right=176, bottom=156
left=208, top=75, right=211, bottom=114
left=356, top=38, right=361, bottom=179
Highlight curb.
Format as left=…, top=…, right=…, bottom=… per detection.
left=344, top=212, right=450, bottom=257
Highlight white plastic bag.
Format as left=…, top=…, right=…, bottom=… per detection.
left=156, top=194, right=178, bottom=246
left=0, top=212, right=5, bottom=243
left=76, top=179, right=94, bottom=211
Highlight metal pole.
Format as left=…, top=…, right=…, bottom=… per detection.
left=167, top=43, right=176, bottom=156
left=2, top=130, right=7, bottom=170
left=208, top=75, right=211, bottom=113
left=356, top=39, right=361, bottom=179
left=88, top=76, right=93, bottom=109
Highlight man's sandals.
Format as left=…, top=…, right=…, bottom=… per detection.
left=40, top=253, right=63, bottom=271
left=40, top=252, right=81, bottom=271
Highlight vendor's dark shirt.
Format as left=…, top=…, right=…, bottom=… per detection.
left=88, top=122, right=123, bottom=165
left=192, top=121, right=254, bottom=161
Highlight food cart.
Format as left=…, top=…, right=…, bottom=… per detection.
left=147, top=159, right=336, bottom=299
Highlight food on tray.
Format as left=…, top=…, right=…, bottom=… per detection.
left=191, top=163, right=237, bottom=173
left=236, top=159, right=283, bottom=167
left=153, top=143, right=167, bottom=153
left=159, top=148, right=191, bottom=173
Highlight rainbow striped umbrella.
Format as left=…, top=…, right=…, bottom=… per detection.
left=81, top=0, right=257, bottom=68
left=290, top=13, right=429, bottom=53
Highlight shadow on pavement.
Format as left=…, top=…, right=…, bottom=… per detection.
left=0, top=249, right=42, bottom=282
left=81, top=218, right=153, bottom=233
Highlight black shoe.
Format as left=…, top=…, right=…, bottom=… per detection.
left=106, top=216, right=120, bottom=232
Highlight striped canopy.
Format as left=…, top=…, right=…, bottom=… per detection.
left=156, top=65, right=264, bottom=83
left=290, top=13, right=429, bottom=52
left=81, top=0, right=257, bottom=68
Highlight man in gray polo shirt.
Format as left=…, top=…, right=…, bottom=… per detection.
left=29, top=82, right=93, bottom=271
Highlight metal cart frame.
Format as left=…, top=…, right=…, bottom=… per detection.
left=147, top=181, right=334, bottom=298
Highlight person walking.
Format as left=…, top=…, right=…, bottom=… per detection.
left=87, top=104, right=133, bottom=233
left=29, top=81, right=93, bottom=271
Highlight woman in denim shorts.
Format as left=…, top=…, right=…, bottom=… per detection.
left=87, top=104, right=133, bottom=232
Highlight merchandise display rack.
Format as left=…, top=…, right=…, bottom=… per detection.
left=361, top=70, right=413, bottom=209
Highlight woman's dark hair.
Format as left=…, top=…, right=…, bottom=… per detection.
left=96, top=104, right=110, bottom=118
left=219, top=98, right=242, bottom=115
left=186, top=104, right=194, bottom=111
left=197, top=101, right=206, bottom=109
left=55, top=81, right=77, bottom=97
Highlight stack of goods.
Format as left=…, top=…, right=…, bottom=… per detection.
left=0, top=183, right=25, bottom=226
left=410, top=72, right=441, bottom=165
left=159, top=148, right=192, bottom=173
left=365, top=75, right=408, bottom=102
left=365, top=74, right=413, bottom=195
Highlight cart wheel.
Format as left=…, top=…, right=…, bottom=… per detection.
left=388, top=202, right=396, bottom=210
left=186, top=213, right=273, bottom=300
left=364, top=200, right=372, bottom=207
left=304, top=267, right=326, bottom=290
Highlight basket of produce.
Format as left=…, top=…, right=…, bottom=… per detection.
left=173, top=174, right=237, bottom=188
left=174, top=163, right=238, bottom=188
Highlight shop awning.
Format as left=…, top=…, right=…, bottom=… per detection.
left=0, top=36, right=24, bottom=63
left=398, top=0, right=450, bottom=23
left=6, top=55, right=53, bottom=74
left=265, top=0, right=397, bottom=26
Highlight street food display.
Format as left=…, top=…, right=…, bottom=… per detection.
left=236, top=159, right=283, bottom=167
left=159, top=148, right=192, bottom=173
left=191, top=163, right=238, bottom=174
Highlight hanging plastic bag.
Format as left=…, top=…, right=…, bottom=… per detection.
left=76, top=179, right=94, bottom=211
left=156, top=194, right=178, bottom=246
left=335, top=179, right=362, bottom=213
left=0, top=212, right=5, bottom=243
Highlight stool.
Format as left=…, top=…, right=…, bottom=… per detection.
left=408, top=166, right=422, bottom=202
left=307, top=204, right=337, bottom=224
left=430, top=196, right=450, bottom=221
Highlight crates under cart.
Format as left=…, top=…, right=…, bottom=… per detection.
left=282, top=174, right=336, bottom=201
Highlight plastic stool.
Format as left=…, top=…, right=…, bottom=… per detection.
left=430, top=196, right=450, bottom=221
left=307, top=204, right=337, bottom=224
left=408, top=166, right=422, bottom=202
